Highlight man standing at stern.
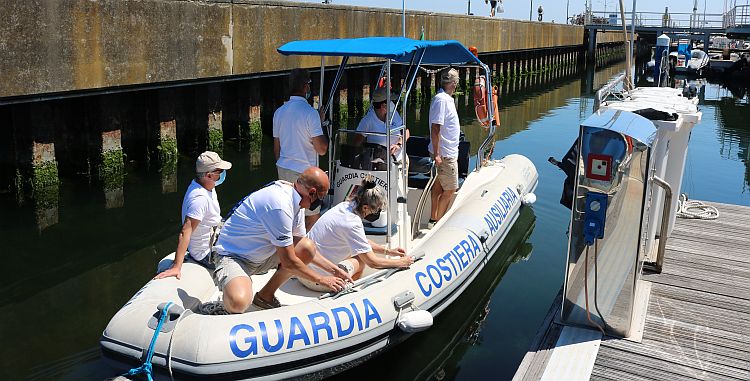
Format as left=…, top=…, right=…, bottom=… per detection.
left=428, top=68, right=461, bottom=229
left=273, top=68, right=329, bottom=230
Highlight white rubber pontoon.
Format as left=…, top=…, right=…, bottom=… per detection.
left=101, top=37, right=538, bottom=380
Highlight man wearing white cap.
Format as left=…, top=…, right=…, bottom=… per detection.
left=155, top=151, right=232, bottom=279
left=353, top=86, right=410, bottom=162
left=428, top=68, right=461, bottom=228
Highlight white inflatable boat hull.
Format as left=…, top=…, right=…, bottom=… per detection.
left=100, top=154, right=538, bottom=380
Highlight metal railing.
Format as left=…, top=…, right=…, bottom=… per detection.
left=585, top=10, right=725, bottom=29
left=724, top=5, right=750, bottom=28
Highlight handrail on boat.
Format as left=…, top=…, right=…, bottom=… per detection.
left=594, top=72, right=628, bottom=112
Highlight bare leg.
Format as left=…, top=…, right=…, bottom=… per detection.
left=223, top=276, right=253, bottom=313
left=345, top=256, right=366, bottom=280
left=430, top=179, right=444, bottom=221
left=436, top=188, right=456, bottom=221
left=256, top=238, right=316, bottom=302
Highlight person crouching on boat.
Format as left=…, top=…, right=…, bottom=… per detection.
left=352, top=87, right=410, bottom=164
left=297, top=177, right=414, bottom=292
left=155, top=151, right=231, bottom=280
left=428, top=68, right=461, bottom=229
left=212, top=167, right=349, bottom=313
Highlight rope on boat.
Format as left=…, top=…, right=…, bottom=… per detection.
left=166, top=308, right=190, bottom=381
left=676, top=194, right=719, bottom=220
left=418, top=65, right=453, bottom=75
left=121, top=302, right=174, bottom=381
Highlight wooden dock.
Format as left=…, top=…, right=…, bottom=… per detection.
left=513, top=201, right=750, bottom=381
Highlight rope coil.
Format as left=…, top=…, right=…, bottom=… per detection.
left=676, top=194, right=719, bottom=220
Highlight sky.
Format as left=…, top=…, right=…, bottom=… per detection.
left=296, top=1, right=740, bottom=25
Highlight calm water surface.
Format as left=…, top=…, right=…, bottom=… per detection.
left=2, top=63, right=748, bottom=380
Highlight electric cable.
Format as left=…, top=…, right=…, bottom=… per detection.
left=584, top=245, right=606, bottom=335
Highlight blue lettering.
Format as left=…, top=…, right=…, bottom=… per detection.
left=443, top=252, right=459, bottom=275
left=437, top=257, right=452, bottom=282
left=460, top=239, right=474, bottom=260
left=308, top=312, right=333, bottom=344
left=286, top=317, right=311, bottom=349
left=484, top=215, right=497, bottom=234
left=332, top=307, right=355, bottom=337
left=469, top=234, right=482, bottom=255
left=363, top=299, right=382, bottom=328
left=350, top=303, right=364, bottom=331
left=259, top=320, right=284, bottom=353
left=426, top=264, right=443, bottom=289
left=455, top=244, right=468, bottom=267
left=229, top=324, right=257, bottom=358
left=416, top=272, right=432, bottom=296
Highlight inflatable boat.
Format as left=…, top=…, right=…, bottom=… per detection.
left=101, top=37, right=538, bottom=380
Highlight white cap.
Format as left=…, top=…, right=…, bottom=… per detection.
left=196, top=151, right=232, bottom=172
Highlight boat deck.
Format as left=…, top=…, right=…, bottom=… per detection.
left=512, top=201, right=750, bottom=381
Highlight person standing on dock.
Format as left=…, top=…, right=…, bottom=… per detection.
left=428, top=69, right=461, bottom=229
left=273, top=68, right=329, bottom=231
left=155, top=151, right=232, bottom=280
left=213, top=167, right=347, bottom=313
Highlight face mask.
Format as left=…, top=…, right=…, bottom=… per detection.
left=305, top=89, right=312, bottom=100
left=215, top=171, right=226, bottom=186
left=309, top=192, right=322, bottom=210
left=363, top=208, right=382, bottom=223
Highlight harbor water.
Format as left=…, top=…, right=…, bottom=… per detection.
left=1, top=62, right=749, bottom=380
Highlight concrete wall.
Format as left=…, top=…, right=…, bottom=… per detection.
left=1, top=0, right=591, bottom=99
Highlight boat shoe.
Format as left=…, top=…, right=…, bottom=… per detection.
left=252, top=292, right=283, bottom=310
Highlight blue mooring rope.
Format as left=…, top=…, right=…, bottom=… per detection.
left=122, top=301, right=174, bottom=381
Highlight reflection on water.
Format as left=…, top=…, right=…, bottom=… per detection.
left=1, top=61, right=749, bottom=380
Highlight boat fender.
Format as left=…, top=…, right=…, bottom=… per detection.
left=522, top=193, right=537, bottom=205
left=397, top=310, right=433, bottom=333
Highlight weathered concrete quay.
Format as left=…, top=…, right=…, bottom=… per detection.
left=0, top=0, right=624, bottom=224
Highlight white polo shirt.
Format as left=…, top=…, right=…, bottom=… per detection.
left=356, top=104, right=405, bottom=160
left=181, top=180, right=222, bottom=261
left=307, top=201, right=372, bottom=276
left=428, top=89, right=461, bottom=159
left=214, top=181, right=306, bottom=263
left=273, top=96, right=324, bottom=173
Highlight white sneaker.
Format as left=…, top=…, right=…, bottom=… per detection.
left=427, top=220, right=436, bottom=229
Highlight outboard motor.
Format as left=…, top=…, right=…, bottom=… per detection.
left=561, top=109, right=656, bottom=338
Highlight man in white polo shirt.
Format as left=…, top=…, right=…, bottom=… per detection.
left=353, top=86, right=410, bottom=163
left=213, top=166, right=346, bottom=313
left=273, top=68, right=328, bottom=230
left=155, top=151, right=232, bottom=279
left=428, top=68, right=461, bottom=228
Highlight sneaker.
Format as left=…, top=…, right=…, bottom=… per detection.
left=252, top=292, right=283, bottom=310
left=427, top=220, right=437, bottom=230
left=197, top=300, right=230, bottom=315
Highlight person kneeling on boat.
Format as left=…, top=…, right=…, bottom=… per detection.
left=155, top=151, right=231, bottom=280
left=212, top=167, right=350, bottom=313
left=352, top=87, right=410, bottom=165
left=297, top=177, right=414, bottom=292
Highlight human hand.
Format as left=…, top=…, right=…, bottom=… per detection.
left=434, top=156, right=442, bottom=166
left=399, top=256, right=415, bottom=268
left=154, top=266, right=181, bottom=280
left=333, top=266, right=354, bottom=283
left=318, top=276, right=347, bottom=292
left=390, top=144, right=400, bottom=156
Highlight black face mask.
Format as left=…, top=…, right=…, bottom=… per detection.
left=309, top=193, right=323, bottom=210
left=364, top=208, right=382, bottom=222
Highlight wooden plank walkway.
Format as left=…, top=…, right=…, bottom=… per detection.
left=513, top=201, right=750, bottom=381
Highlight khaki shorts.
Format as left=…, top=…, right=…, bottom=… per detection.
left=214, top=254, right=280, bottom=290
left=298, top=260, right=356, bottom=292
left=277, top=166, right=320, bottom=216
left=434, top=156, right=459, bottom=190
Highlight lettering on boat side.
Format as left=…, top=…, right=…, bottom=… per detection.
left=483, top=187, right=519, bottom=235
left=335, top=171, right=389, bottom=190
left=228, top=298, right=382, bottom=357
left=414, top=234, right=482, bottom=297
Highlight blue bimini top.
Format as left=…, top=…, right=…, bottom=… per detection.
left=277, top=37, right=481, bottom=66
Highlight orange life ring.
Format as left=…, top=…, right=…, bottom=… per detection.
left=473, top=76, right=500, bottom=128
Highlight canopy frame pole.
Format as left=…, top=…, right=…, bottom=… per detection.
left=385, top=59, right=393, bottom=249
left=323, top=56, right=350, bottom=187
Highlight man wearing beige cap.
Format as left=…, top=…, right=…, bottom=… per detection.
left=354, top=86, right=410, bottom=162
left=155, top=151, right=232, bottom=279
left=428, top=68, right=461, bottom=228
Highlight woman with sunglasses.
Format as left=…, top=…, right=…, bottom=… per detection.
left=297, top=176, right=414, bottom=292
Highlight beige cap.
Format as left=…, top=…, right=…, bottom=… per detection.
left=441, top=68, right=459, bottom=84
left=196, top=151, right=232, bottom=172
left=371, top=87, right=396, bottom=103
